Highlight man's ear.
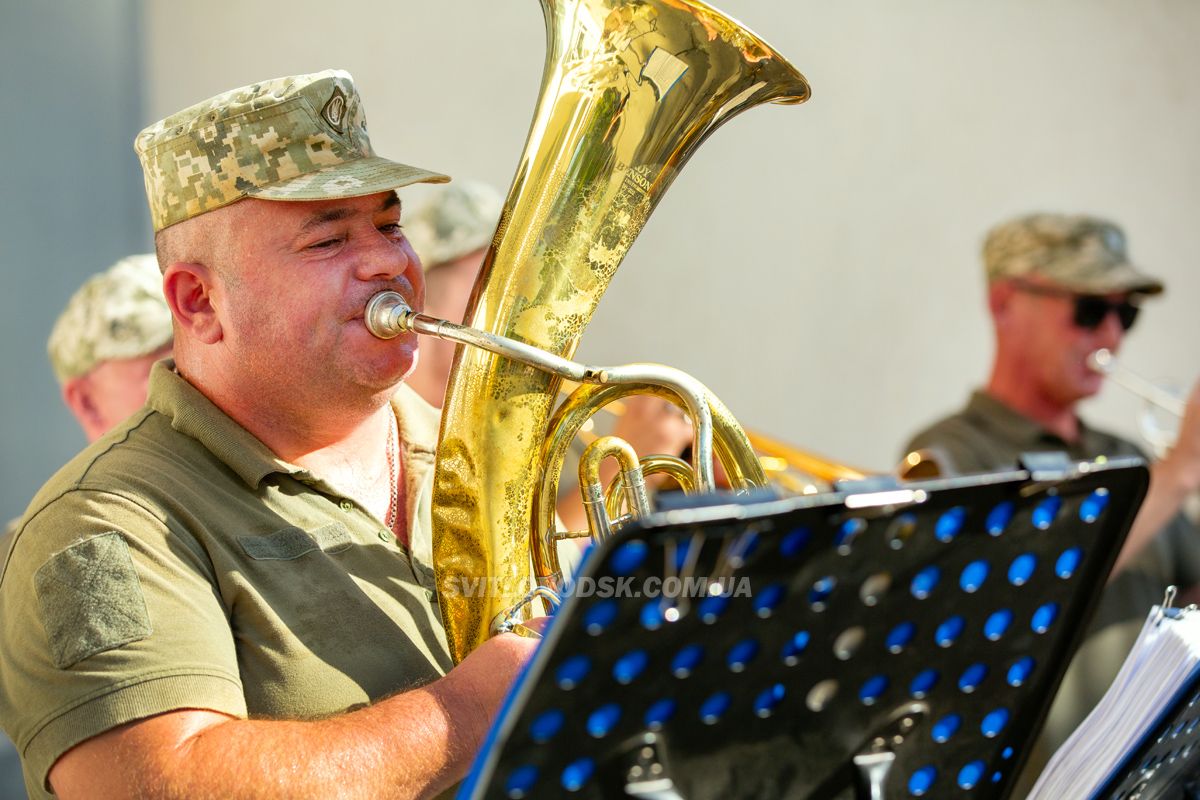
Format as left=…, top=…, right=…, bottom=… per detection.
left=163, top=263, right=222, bottom=345
left=61, top=377, right=104, bottom=442
left=988, top=280, right=1016, bottom=326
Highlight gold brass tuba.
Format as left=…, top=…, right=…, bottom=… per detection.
left=430, top=0, right=811, bottom=663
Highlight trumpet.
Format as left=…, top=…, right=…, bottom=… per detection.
left=1088, top=348, right=1186, bottom=456
left=1087, top=349, right=1186, bottom=417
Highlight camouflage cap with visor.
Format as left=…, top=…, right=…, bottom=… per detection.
left=135, top=69, right=449, bottom=231
left=983, top=213, right=1164, bottom=296
left=47, top=254, right=173, bottom=384
left=403, top=181, right=504, bottom=272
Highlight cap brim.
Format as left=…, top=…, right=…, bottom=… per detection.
left=1065, top=263, right=1165, bottom=297
left=250, top=155, right=449, bottom=201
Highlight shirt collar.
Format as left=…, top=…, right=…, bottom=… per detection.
left=392, top=383, right=439, bottom=459
left=965, top=389, right=1097, bottom=449
left=147, top=360, right=305, bottom=489
left=146, top=360, right=439, bottom=491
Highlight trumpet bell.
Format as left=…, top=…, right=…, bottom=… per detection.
left=1088, top=347, right=1187, bottom=458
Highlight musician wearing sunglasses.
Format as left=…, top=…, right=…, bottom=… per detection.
left=903, top=211, right=1200, bottom=786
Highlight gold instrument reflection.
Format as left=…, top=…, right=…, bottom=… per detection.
left=566, top=387, right=947, bottom=492
left=567, top=389, right=866, bottom=494
left=897, top=448, right=945, bottom=481
left=420, top=0, right=811, bottom=662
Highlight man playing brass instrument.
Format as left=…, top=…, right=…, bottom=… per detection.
left=0, top=70, right=538, bottom=800
left=903, top=212, right=1200, bottom=778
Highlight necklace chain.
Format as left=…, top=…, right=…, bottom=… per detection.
left=385, top=411, right=399, bottom=532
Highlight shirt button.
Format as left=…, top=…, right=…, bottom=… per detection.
left=378, top=529, right=392, bottom=543
left=339, top=500, right=353, bottom=511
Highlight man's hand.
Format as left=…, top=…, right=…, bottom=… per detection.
left=1157, top=379, right=1200, bottom=496
left=1113, top=379, right=1200, bottom=575
left=48, top=632, right=542, bottom=800
left=430, top=630, right=542, bottom=757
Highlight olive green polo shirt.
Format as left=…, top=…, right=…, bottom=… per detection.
left=905, top=389, right=1200, bottom=788
left=906, top=389, right=1150, bottom=474
left=0, top=361, right=452, bottom=797
left=904, top=391, right=1200, bottom=611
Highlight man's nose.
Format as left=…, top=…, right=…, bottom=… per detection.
left=1093, top=309, right=1125, bottom=349
left=355, top=235, right=414, bottom=281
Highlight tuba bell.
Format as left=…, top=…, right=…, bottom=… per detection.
left=424, top=0, right=811, bottom=663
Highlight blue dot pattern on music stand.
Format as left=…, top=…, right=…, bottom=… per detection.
left=932, top=713, right=961, bottom=744
left=612, top=650, right=648, bottom=684
left=986, top=501, right=1015, bottom=536
left=465, top=463, right=1145, bottom=800
left=671, top=643, right=704, bottom=678
left=984, top=609, right=1013, bottom=641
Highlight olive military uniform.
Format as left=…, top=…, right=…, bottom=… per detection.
left=0, top=361, right=452, bottom=797
left=905, top=390, right=1200, bottom=782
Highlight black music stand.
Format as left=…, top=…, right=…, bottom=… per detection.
left=458, top=455, right=1148, bottom=799
left=1093, top=624, right=1200, bottom=800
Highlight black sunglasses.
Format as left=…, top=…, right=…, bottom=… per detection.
left=1012, top=282, right=1140, bottom=332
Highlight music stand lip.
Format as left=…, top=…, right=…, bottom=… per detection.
left=459, top=456, right=1149, bottom=800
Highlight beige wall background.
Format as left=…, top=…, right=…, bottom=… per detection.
left=145, top=1, right=1200, bottom=473
left=0, top=0, right=148, bottom=529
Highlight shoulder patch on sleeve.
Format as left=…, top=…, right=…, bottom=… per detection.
left=34, top=531, right=153, bottom=669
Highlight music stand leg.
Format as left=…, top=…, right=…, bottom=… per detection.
left=853, top=750, right=894, bottom=800
left=851, top=702, right=929, bottom=800
left=623, top=733, right=684, bottom=800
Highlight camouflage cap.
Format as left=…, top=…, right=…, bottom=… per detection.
left=135, top=69, right=449, bottom=232
left=403, top=181, right=503, bottom=271
left=47, top=254, right=173, bottom=384
left=983, top=213, right=1164, bottom=296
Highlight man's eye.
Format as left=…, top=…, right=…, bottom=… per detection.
left=380, top=222, right=404, bottom=238
left=308, top=237, right=342, bottom=250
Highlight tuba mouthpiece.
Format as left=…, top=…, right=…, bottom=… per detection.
left=364, top=291, right=414, bottom=340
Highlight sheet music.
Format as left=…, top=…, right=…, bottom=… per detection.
left=1028, top=600, right=1200, bottom=799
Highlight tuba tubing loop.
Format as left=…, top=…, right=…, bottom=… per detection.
left=366, top=290, right=718, bottom=489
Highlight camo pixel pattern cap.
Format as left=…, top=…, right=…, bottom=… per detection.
left=47, top=254, right=173, bottom=384
left=983, top=212, right=1164, bottom=296
left=403, top=181, right=504, bottom=272
left=135, top=69, right=449, bottom=231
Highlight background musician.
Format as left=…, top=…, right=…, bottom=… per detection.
left=0, top=70, right=538, bottom=800
left=46, top=254, right=174, bottom=444
left=4, top=254, right=173, bottom=546
left=902, top=211, right=1200, bottom=780
left=402, top=180, right=504, bottom=409
left=0, top=254, right=173, bottom=800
